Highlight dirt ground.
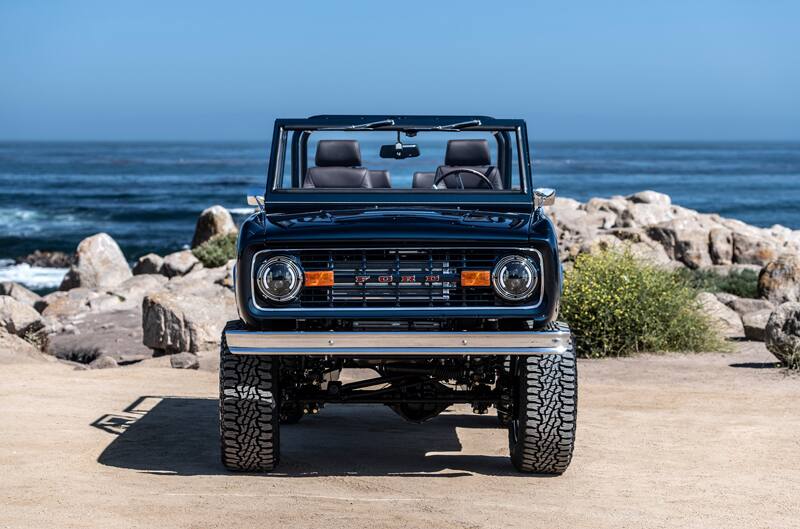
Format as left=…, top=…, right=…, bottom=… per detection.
left=1, top=342, right=798, bottom=529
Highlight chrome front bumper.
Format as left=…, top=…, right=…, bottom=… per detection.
left=225, top=325, right=571, bottom=356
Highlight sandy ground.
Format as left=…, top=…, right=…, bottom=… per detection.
left=1, top=342, right=799, bottom=529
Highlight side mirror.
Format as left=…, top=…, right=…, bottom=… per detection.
left=534, top=188, right=556, bottom=208
left=379, top=143, right=420, bottom=160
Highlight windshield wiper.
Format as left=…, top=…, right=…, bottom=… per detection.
left=433, top=119, right=482, bottom=130
left=344, top=119, right=396, bottom=130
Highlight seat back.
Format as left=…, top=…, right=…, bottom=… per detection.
left=368, top=170, right=392, bottom=188
left=304, top=140, right=370, bottom=188
left=412, top=172, right=436, bottom=188
left=434, top=139, right=503, bottom=189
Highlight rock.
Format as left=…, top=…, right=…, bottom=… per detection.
left=16, top=250, right=74, bottom=268
left=732, top=232, right=780, bottom=265
left=714, top=292, right=739, bottom=305
left=727, top=297, right=775, bottom=317
left=617, top=203, right=675, bottom=229
left=89, top=354, right=118, bottom=369
left=765, top=302, right=800, bottom=367
left=742, top=309, right=772, bottom=342
left=697, top=292, right=745, bottom=338
left=38, top=288, right=97, bottom=318
left=647, top=218, right=714, bottom=269
left=0, top=281, right=41, bottom=307
left=162, top=250, right=201, bottom=278
left=0, top=328, right=50, bottom=364
left=141, top=285, right=236, bottom=354
left=108, top=274, right=168, bottom=304
left=170, top=352, right=200, bottom=370
left=59, top=233, right=132, bottom=290
left=708, top=228, right=734, bottom=265
left=133, top=253, right=164, bottom=275
left=626, top=190, right=671, bottom=207
left=191, top=205, right=238, bottom=248
left=0, top=295, right=43, bottom=336
left=758, top=254, right=800, bottom=304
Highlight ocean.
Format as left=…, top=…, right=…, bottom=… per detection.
left=1, top=141, right=799, bottom=290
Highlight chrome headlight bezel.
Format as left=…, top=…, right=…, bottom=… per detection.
left=492, top=254, right=539, bottom=301
left=255, top=255, right=304, bottom=302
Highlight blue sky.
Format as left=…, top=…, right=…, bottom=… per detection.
left=1, top=1, right=797, bottom=141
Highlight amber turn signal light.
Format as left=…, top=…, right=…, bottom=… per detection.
left=461, top=270, right=491, bottom=287
left=304, top=270, right=334, bottom=287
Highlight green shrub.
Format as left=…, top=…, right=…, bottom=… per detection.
left=192, top=233, right=237, bottom=268
left=561, top=249, right=726, bottom=358
left=674, top=268, right=759, bottom=299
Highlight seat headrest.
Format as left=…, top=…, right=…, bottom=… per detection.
left=315, top=140, right=362, bottom=167
left=444, top=139, right=491, bottom=166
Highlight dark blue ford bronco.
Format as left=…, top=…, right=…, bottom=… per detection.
left=221, top=115, right=576, bottom=474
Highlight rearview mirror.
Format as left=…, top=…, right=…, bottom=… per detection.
left=379, top=143, right=420, bottom=160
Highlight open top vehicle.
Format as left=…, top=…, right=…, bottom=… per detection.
left=221, top=115, right=576, bottom=474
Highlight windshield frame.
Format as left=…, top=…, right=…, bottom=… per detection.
left=262, top=116, right=534, bottom=211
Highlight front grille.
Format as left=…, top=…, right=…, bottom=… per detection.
left=252, top=248, right=542, bottom=309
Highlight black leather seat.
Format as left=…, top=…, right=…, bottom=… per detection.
left=304, top=140, right=371, bottom=188
left=368, top=170, right=392, bottom=188
left=434, top=140, right=503, bottom=189
left=412, top=172, right=436, bottom=188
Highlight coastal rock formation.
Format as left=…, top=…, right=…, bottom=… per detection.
left=696, top=292, right=745, bottom=338
left=141, top=284, right=236, bottom=354
left=765, top=302, right=800, bottom=367
left=59, top=233, right=132, bottom=290
left=758, top=254, right=800, bottom=304
left=191, top=205, right=238, bottom=248
left=161, top=250, right=201, bottom=278
left=133, top=253, right=164, bottom=275
left=742, top=309, right=772, bottom=342
left=170, top=352, right=200, bottom=369
left=726, top=297, right=775, bottom=316
left=16, top=250, right=74, bottom=268
left=0, top=296, right=43, bottom=336
left=0, top=281, right=42, bottom=307
left=545, top=191, right=800, bottom=269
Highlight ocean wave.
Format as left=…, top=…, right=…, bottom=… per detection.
left=0, top=262, right=67, bottom=290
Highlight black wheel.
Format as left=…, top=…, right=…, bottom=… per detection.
left=508, top=337, right=577, bottom=474
left=219, top=320, right=280, bottom=471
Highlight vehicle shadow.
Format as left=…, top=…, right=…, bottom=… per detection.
left=92, top=396, right=523, bottom=477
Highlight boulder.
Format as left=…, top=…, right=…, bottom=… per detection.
left=765, top=302, right=800, bottom=367
left=697, top=292, right=745, bottom=338
left=162, top=250, right=201, bottom=278
left=714, top=292, right=739, bottom=306
left=170, top=352, right=200, bottom=370
left=617, top=203, right=675, bottom=229
left=89, top=355, right=119, bottom=369
left=191, top=205, right=238, bottom=248
left=626, top=190, right=671, bottom=207
left=0, top=281, right=41, bottom=307
left=39, top=288, right=98, bottom=318
left=758, top=254, right=800, bottom=304
left=141, top=285, right=236, bottom=354
left=647, top=218, right=714, bottom=269
left=0, top=329, right=50, bottom=364
left=727, top=297, right=775, bottom=317
left=708, top=228, right=734, bottom=265
left=732, top=232, right=780, bottom=265
left=0, top=295, right=43, bottom=336
left=742, top=309, right=772, bottom=342
left=109, top=274, right=168, bottom=302
left=59, top=233, right=132, bottom=290
left=16, top=250, right=74, bottom=268
left=133, top=253, right=164, bottom=275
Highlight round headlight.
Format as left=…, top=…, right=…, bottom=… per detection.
left=492, top=255, right=538, bottom=301
left=256, top=256, right=303, bottom=302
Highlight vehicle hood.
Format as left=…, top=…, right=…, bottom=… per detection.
left=256, top=207, right=534, bottom=245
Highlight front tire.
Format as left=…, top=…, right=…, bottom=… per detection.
left=508, top=339, right=577, bottom=474
left=219, top=321, right=280, bottom=471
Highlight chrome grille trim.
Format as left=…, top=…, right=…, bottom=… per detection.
left=251, top=247, right=544, bottom=312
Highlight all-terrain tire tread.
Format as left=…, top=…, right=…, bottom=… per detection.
left=219, top=320, right=280, bottom=471
left=509, top=323, right=577, bottom=474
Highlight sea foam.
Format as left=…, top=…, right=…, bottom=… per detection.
left=0, top=261, right=68, bottom=290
